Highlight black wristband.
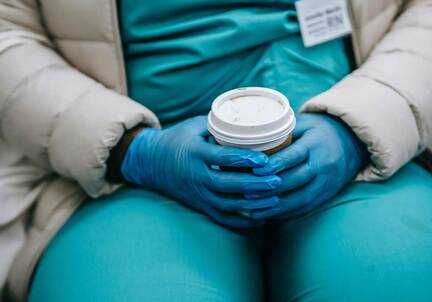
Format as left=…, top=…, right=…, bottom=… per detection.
left=106, top=126, right=145, bottom=183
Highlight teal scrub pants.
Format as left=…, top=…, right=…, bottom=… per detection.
left=29, top=163, right=432, bottom=302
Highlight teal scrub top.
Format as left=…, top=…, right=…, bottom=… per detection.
left=119, top=0, right=351, bottom=125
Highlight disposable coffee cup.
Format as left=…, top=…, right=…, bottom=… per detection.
left=208, top=87, right=296, bottom=157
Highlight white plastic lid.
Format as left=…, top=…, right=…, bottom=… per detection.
left=208, top=87, right=296, bottom=147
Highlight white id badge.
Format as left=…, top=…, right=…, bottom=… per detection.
left=295, top=0, right=352, bottom=47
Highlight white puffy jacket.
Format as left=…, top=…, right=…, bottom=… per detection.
left=0, top=0, right=431, bottom=300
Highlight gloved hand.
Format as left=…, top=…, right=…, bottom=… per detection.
left=247, top=113, right=367, bottom=219
left=121, top=116, right=281, bottom=228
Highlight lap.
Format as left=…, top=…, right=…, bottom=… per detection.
left=29, top=188, right=263, bottom=302
left=30, top=163, right=432, bottom=302
left=267, top=163, right=432, bottom=302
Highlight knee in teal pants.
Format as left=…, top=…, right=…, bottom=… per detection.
left=29, top=163, right=432, bottom=302
left=266, top=163, right=432, bottom=302
left=28, top=188, right=264, bottom=302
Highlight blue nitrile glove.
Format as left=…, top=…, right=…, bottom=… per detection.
left=247, top=113, right=367, bottom=219
left=121, top=116, right=281, bottom=228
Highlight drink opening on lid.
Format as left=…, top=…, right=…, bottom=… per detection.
left=217, top=94, right=285, bottom=126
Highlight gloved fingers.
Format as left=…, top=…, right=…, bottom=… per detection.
left=205, top=170, right=281, bottom=193
left=253, top=141, right=309, bottom=176
left=292, top=115, right=311, bottom=139
left=249, top=183, right=315, bottom=220
left=274, top=178, right=339, bottom=219
left=190, top=200, right=265, bottom=229
left=183, top=115, right=211, bottom=136
left=204, top=189, right=279, bottom=212
left=274, top=199, right=320, bottom=219
left=200, top=143, right=268, bottom=168
left=245, top=162, right=316, bottom=199
left=270, top=191, right=331, bottom=220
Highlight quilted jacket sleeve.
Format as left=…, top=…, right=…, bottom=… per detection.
left=301, top=0, right=432, bottom=181
left=0, top=0, right=160, bottom=197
